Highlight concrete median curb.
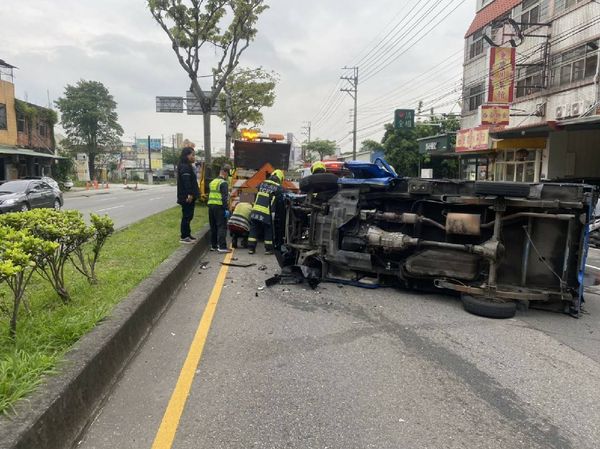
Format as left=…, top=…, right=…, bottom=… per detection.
left=0, top=225, right=211, bottom=449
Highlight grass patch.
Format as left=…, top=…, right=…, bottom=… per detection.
left=0, top=205, right=207, bottom=415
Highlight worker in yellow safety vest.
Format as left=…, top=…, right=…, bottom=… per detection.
left=227, top=202, right=252, bottom=249
left=207, top=166, right=231, bottom=253
left=248, top=169, right=285, bottom=255
left=311, top=161, right=326, bottom=174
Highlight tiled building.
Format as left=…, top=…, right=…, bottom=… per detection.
left=0, top=59, right=60, bottom=181
left=459, top=0, right=600, bottom=182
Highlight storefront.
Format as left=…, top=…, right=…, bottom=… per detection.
left=459, top=154, right=491, bottom=181
left=417, top=134, right=459, bottom=179
left=0, top=145, right=60, bottom=181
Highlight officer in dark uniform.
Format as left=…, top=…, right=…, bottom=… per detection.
left=248, top=169, right=284, bottom=255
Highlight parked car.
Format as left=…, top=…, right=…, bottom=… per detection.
left=23, top=176, right=60, bottom=191
left=62, top=178, right=75, bottom=191
left=0, top=180, right=63, bottom=213
left=276, top=158, right=596, bottom=319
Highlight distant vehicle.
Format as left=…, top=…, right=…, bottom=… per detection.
left=0, top=180, right=63, bottom=213
left=23, top=176, right=60, bottom=191
left=62, top=178, right=74, bottom=191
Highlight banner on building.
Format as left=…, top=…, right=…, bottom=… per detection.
left=456, top=127, right=490, bottom=153
left=480, top=104, right=510, bottom=126
left=487, top=47, right=516, bottom=104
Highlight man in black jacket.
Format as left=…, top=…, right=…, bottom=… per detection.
left=177, top=147, right=200, bottom=244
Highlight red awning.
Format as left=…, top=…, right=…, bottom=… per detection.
left=465, top=0, right=521, bottom=37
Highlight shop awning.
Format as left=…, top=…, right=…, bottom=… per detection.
left=489, top=122, right=555, bottom=139
left=492, top=137, right=547, bottom=150
left=557, top=115, right=600, bottom=130
left=0, top=145, right=65, bottom=159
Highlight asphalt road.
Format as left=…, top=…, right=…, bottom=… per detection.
left=78, top=249, right=600, bottom=449
left=63, top=184, right=178, bottom=229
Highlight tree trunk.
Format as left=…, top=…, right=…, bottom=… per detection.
left=203, top=112, right=212, bottom=166
left=88, top=154, right=96, bottom=180
left=225, top=123, right=232, bottom=160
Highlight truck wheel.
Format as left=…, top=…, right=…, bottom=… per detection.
left=462, top=294, right=517, bottom=319
left=474, top=181, right=530, bottom=197
left=300, top=173, right=339, bottom=193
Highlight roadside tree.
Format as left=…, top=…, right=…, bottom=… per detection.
left=148, top=0, right=268, bottom=165
left=303, top=139, right=337, bottom=161
left=55, top=80, right=123, bottom=179
left=217, top=67, right=278, bottom=157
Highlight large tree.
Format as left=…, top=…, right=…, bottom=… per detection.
left=55, top=80, right=123, bottom=178
left=218, top=67, right=278, bottom=158
left=382, top=114, right=461, bottom=177
left=148, top=0, right=268, bottom=165
left=303, top=139, right=337, bottom=161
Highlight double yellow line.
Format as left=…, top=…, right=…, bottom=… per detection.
left=151, top=251, right=234, bottom=449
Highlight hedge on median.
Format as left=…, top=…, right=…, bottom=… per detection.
left=0, top=209, right=115, bottom=338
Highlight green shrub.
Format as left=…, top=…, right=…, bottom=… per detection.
left=0, top=210, right=93, bottom=303
left=71, top=214, right=115, bottom=284
left=0, top=226, right=57, bottom=338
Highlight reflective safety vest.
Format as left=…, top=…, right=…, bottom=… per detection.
left=208, top=178, right=225, bottom=206
left=252, top=180, right=279, bottom=217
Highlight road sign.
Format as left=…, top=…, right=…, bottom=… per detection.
left=394, top=109, right=415, bottom=129
left=186, top=91, right=220, bottom=115
left=156, top=97, right=184, bottom=113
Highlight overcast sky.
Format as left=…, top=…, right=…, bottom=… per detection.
left=1, top=0, right=475, bottom=152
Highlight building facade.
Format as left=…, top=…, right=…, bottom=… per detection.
left=460, top=0, right=600, bottom=182
left=0, top=59, right=59, bottom=182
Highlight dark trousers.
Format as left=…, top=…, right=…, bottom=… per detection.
left=180, top=202, right=195, bottom=239
left=209, top=205, right=227, bottom=249
left=248, top=219, right=273, bottom=251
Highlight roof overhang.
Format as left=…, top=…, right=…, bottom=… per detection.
left=0, top=145, right=65, bottom=159
left=556, top=115, right=600, bottom=131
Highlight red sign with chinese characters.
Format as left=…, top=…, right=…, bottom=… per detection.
left=456, top=127, right=490, bottom=153
left=481, top=104, right=510, bottom=126
left=487, top=47, right=516, bottom=104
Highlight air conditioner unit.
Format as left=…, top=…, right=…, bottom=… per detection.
left=555, top=105, right=566, bottom=119
left=571, top=101, right=584, bottom=117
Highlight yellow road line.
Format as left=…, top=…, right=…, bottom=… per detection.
left=151, top=250, right=234, bottom=449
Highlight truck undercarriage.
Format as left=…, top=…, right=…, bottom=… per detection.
left=276, top=160, right=596, bottom=318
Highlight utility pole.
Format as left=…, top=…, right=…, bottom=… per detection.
left=301, top=121, right=311, bottom=162
left=147, top=135, right=153, bottom=184
left=341, top=66, right=359, bottom=160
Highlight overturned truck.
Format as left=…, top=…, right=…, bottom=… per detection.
left=275, top=159, right=596, bottom=319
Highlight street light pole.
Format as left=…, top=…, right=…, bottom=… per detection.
left=341, top=66, right=359, bottom=160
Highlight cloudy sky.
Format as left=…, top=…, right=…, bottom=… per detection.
left=1, top=0, right=475, bottom=153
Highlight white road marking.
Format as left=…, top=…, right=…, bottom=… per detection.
left=586, top=264, right=600, bottom=272
left=97, top=205, right=125, bottom=213
left=149, top=197, right=164, bottom=201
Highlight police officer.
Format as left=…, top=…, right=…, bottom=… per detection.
left=311, top=161, right=326, bottom=174
left=207, top=166, right=231, bottom=253
left=248, top=169, right=284, bottom=255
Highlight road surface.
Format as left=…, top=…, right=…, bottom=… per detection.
left=78, top=249, right=600, bottom=449
left=63, top=184, right=177, bottom=229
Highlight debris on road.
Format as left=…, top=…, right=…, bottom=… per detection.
left=221, top=262, right=256, bottom=268
left=258, top=264, right=268, bottom=271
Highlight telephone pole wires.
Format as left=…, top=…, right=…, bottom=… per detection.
left=341, top=66, right=359, bottom=160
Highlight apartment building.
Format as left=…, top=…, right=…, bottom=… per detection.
left=459, top=0, right=600, bottom=182
left=0, top=59, right=60, bottom=181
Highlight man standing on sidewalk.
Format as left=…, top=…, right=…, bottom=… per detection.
left=177, top=147, right=200, bottom=244
left=207, top=166, right=231, bottom=253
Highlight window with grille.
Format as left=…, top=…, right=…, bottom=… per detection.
left=521, top=0, right=540, bottom=29
left=0, top=104, right=6, bottom=130
left=551, top=41, right=599, bottom=87
left=469, top=29, right=486, bottom=59
left=516, top=65, right=543, bottom=98
left=465, top=83, right=485, bottom=111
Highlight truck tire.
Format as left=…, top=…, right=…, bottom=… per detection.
left=300, top=173, right=339, bottom=193
left=462, top=294, right=517, bottom=319
left=474, top=182, right=530, bottom=198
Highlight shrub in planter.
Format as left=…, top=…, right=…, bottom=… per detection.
left=0, top=210, right=93, bottom=303
left=0, top=226, right=58, bottom=338
left=71, top=214, right=115, bottom=284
